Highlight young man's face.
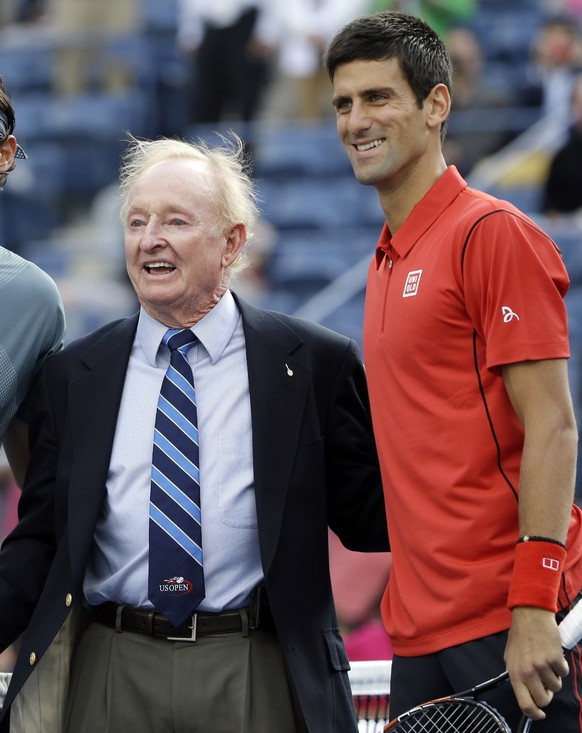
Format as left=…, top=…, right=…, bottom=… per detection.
left=331, top=57, right=433, bottom=192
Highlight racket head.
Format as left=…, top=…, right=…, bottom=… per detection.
left=384, top=697, right=512, bottom=732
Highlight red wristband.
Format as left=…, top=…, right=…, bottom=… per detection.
left=507, top=539, right=566, bottom=612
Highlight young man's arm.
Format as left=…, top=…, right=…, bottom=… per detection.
left=502, top=358, right=578, bottom=721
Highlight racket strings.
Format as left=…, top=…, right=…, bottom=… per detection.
left=388, top=699, right=511, bottom=732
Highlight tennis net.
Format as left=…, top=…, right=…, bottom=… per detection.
left=348, top=660, right=392, bottom=732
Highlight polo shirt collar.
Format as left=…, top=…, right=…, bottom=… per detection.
left=376, top=166, right=467, bottom=261
left=138, top=290, right=240, bottom=367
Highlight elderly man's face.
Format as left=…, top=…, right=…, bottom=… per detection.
left=123, top=157, right=244, bottom=327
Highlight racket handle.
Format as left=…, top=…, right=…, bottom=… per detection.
left=558, top=598, right=582, bottom=649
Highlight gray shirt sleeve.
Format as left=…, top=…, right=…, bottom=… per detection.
left=0, top=248, right=66, bottom=438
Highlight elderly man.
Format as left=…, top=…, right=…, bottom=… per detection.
left=0, top=134, right=388, bottom=733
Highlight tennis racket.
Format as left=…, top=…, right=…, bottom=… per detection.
left=383, top=597, right=582, bottom=733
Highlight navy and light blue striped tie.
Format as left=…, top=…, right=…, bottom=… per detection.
left=148, top=328, right=205, bottom=626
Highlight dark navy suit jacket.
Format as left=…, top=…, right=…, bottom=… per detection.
left=0, top=296, right=388, bottom=732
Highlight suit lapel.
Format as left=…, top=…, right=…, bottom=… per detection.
left=65, top=301, right=312, bottom=578
left=238, top=299, right=308, bottom=573
left=67, top=316, right=138, bottom=577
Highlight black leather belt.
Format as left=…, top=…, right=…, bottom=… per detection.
left=90, top=588, right=273, bottom=642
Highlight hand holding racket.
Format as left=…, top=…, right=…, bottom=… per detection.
left=383, top=599, right=582, bottom=733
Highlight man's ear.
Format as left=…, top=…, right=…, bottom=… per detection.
left=223, top=223, right=247, bottom=267
left=426, top=83, right=451, bottom=132
left=0, top=135, right=16, bottom=171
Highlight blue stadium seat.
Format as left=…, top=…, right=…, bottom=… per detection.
left=483, top=184, right=543, bottom=214
left=0, top=191, right=58, bottom=255
left=0, top=43, right=53, bottom=95
left=266, top=227, right=375, bottom=295
left=141, top=0, right=178, bottom=34
left=252, top=122, right=352, bottom=179
left=320, top=293, right=366, bottom=347
left=554, top=229, right=582, bottom=286
left=13, top=89, right=156, bottom=198
left=49, top=89, right=154, bottom=138
left=257, top=177, right=383, bottom=231
left=472, top=9, right=541, bottom=65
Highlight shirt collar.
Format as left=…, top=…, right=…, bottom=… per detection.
left=137, top=290, right=241, bottom=367
left=376, top=166, right=467, bottom=262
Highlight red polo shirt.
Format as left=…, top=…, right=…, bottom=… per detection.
left=364, top=166, right=582, bottom=656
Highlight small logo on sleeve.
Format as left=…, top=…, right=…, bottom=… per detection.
left=403, top=270, right=422, bottom=298
left=542, top=557, right=560, bottom=571
left=501, top=306, right=520, bottom=322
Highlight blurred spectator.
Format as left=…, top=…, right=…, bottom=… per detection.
left=13, top=0, right=45, bottom=23
left=444, top=25, right=512, bottom=174
left=45, top=0, right=140, bottom=97
left=344, top=618, right=393, bottom=661
left=542, top=72, right=582, bottom=215
left=0, top=0, right=44, bottom=26
left=230, top=217, right=278, bottom=304
left=0, top=0, right=17, bottom=27
left=520, top=14, right=582, bottom=120
left=367, top=0, right=478, bottom=41
left=269, top=0, right=369, bottom=120
left=542, top=0, right=582, bottom=19
left=176, top=1, right=279, bottom=126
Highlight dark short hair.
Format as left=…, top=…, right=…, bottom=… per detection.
left=0, top=78, right=15, bottom=134
left=325, top=10, right=453, bottom=110
left=0, top=77, right=17, bottom=189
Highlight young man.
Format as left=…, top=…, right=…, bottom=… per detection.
left=0, top=78, right=65, bottom=485
left=0, top=134, right=388, bottom=732
left=326, top=10, right=582, bottom=730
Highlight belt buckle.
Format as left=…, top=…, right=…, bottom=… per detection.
left=167, top=613, right=197, bottom=642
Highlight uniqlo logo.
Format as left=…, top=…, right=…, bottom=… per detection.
left=542, top=557, right=560, bottom=571
left=403, top=270, right=422, bottom=298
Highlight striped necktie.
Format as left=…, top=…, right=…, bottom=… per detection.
left=148, top=328, right=205, bottom=626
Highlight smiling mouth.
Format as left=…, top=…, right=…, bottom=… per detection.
left=145, top=262, right=176, bottom=274
left=354, top=139, right=386, bottom=152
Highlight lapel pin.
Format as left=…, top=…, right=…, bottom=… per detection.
left=285, top=363, right=294, bottom=377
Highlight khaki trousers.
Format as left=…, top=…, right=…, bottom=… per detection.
left=65, top=621, right=308, bottom=733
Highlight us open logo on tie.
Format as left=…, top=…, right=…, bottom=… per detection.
left=403, top=269, right=422, bottom=298
left=158, top=576, right=194, bottom=596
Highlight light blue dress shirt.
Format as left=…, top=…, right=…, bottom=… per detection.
left=83, top=291, right=264, bottom=612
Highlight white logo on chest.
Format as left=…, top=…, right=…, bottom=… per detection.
left=403, top=270, right=423, bottom=298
